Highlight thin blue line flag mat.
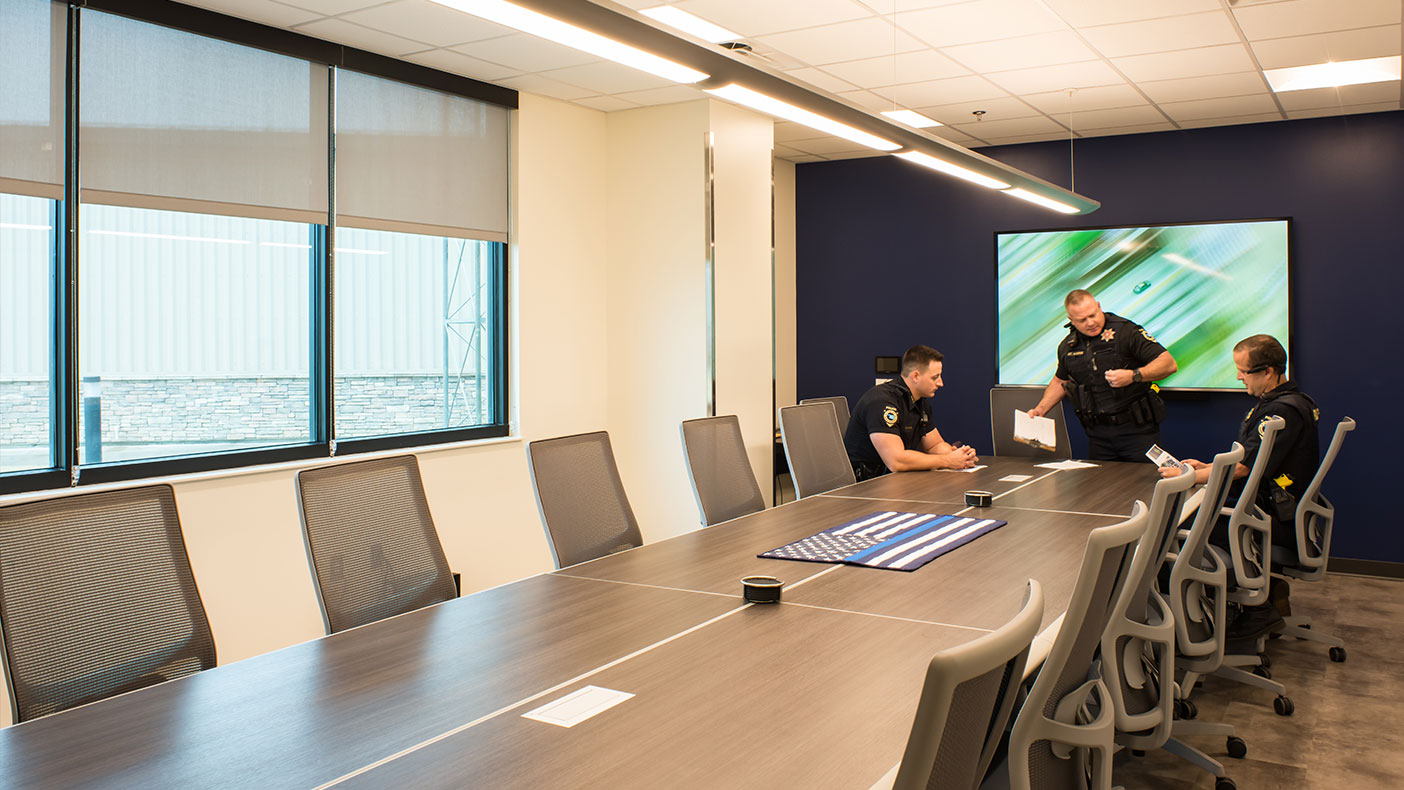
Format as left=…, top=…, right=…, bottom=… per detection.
left=759, top=511, right=1007, bottom=572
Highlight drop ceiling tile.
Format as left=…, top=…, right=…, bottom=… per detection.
left=784, top=67, right=861, bottom=94
left=1080, top=11, right=1241, bottom=59
left=985, top=60, right=1125, bottom=95
left=1232, top=0, right=1401, bottom=41
left=1040, top=0, right=1221, bottom=28
left=1021, top=84, right=1147, bottom=114
left=898, top=0, right=1065, bottom=49
left=498, top=73, right=597, bottom=101
left=942, top=31, right=1100, bottom=73
left=459, top=33, right=600, bottom=72
left=339, top=1, right=515, bottom=47
left=818, top=50, right=970, bottom=89
left=836, top=89, right=902, bottom=112
left=1249, top=26, right=1402, bottom=70
left=1285, top=101, right=1401, bottom=120
left=572, top=95, right=641, bottom=112
left=405, top=49, right=522, bottom=82
left=868, top=75, right=1008, bottom=107
left=774, top=121, right=828, bottom=143
left=789, top=154, right=827, bottom=163
left=674, top=0, right=872, bottom=38
left=1158, top=93, right=1281, bottom=122
left=753, top=18, right=925, bottom=66
left=788, top=135, right=875, bottom=154
left=541, top=62, right=676, bottom=95
left=825, top=148, right=889, bottom=160
left=181, top=0, right=320, bottom=27
left=1177, top=112, right=1283, bottom=129
left=948, top=114, right=1066, bottom=138
left=1112, top=44, right=1256, bottom=82
left=1077, top=121, right=1176, bottom=137
left=1273, top=80, right=1404, bottom=111
left=925, top=126, right=979, bottom=144
left=981, top=130, right=1074, bottom=146
left=613, top=85, right=708, bottom=106
left=281, top=0, right=385, bottom=15
left=293, top=17, right=430, bottom=56
left=1137, top=72, right=1269, bottom=104
left=853, top=0, right=975, bottom=11
left=914, top=95, right=1041, bottom=125
left=1066, top=104, right=1166, bottom=129
left=773, top=143, right=808, bottom=158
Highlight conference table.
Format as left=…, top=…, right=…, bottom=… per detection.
left=0, top=456, right=1162, bottom=789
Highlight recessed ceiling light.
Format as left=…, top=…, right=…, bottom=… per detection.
left=880, top=109, right=943, bottom=128
left=706, top=84, right=901, bottom=151
left=639, top=6, right=739, bottom=44
left=1263, top=55, right=1401, bottom=93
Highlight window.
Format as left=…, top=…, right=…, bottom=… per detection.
left=0, top=194, right=56, bottom=473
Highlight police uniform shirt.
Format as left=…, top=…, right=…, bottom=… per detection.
left=1230, top=380, right=1321, bottom=525
left=1054, top=312, right=1167, bottom=423
left=843, top=377, right=933, bottom=467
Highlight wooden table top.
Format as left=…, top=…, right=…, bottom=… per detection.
left=0, top=457, right=1162, bottom=789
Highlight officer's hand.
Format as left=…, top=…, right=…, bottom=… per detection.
left=1026, top=405, right=1046, bottom=418
left=1185, top=459, right=1208, bottom=469
left=1104, top=369, right=1135, bottom=388
left=1158, top=465, right=1184, bottom=478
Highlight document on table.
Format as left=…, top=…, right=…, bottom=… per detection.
left=938, top=465, right=987, bottom=473
left=1013, top=409, right=1057, bottom=452
left=523, top=686, right=635, bottom=728
left=1035, top=459, right=1100, bottom=470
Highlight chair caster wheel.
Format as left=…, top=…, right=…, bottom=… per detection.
left=1274, top=695, right=1294, bottom=716
left=1131, top=749, right=1146, bottom=757
left=1258, top=654, right=1271, bottom=668
left=1226, top=736, right=1247, bottom=759
left=1253, top=665, right=1272, bottom=679
left=1330, top=646, right=1347, bottom=662
left=1179, top=699, right=1198, bottom=719
left=1216, top=777, right=1237, bottom=790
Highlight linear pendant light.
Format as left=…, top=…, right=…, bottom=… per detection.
left=638, top=6, right=740, bottom=44
left=1002, top=188, right=1078, bottom=214
left=895, top=152, right=1008, bottom=189
left=706, top=84, right=900, bottom=151
left=427, top=0, right=708, bottom=84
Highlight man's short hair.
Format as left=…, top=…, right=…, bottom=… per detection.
left=901, top=345, right=944, bottom=375
left=1064, top=289, right=1095, bottom=309
left=1233, top=334, right=1287, bottom=376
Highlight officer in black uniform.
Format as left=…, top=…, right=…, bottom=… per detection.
left=843, top=345, right=977, bottom=481
left=1028, top=290, right=1178, bottom=462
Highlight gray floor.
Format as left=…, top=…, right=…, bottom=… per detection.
left=1113, top=572, right=1404, bottom=788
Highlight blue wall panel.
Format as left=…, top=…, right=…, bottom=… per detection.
left=796, top=110, right=1404, bottom=562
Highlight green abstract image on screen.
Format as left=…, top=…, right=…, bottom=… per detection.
left=997, top=220, right=1289, bottom=390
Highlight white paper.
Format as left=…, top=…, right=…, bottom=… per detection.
left=522, top=685, right=635, bottom=728
left=938, top=465, right=987, bottom=473
left=1012, top=409, right=1058, bottom=452
left=1035, top=460, right=1100, bottom=470
left=998, top=474, right=1034, bottom=482
left=1145, top=444, right=1181, bottom=469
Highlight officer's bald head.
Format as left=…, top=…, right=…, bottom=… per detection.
left=1064, top=289, right=1095, bottom=309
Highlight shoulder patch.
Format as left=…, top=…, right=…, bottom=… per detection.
left=1257, top=417, right=1271, bottom=438
left=1312, top=408, right=1320, bottom=421
left=1140, top=328, right=1155, bottom=342
left=882, top=405, right=898, bottom=427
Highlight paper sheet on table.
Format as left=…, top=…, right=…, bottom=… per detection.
left=1013, top=409, right=1057, bottom=452
left=938, top=465, right=986, bottom=473
left=999, top=474, right=1034, bottom=482
left=1035, top=460, right=1100, bottom=470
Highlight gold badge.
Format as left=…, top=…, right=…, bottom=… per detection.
left=882, top=406, right=898, bottom=427
left=1140, top=328, right=1156, bottom=342
left=1257, top=418, right=1270, bottom=438
left=1100, top=328, right=1116, bottom=342
left=1312, top=408, right=1320, bottom=421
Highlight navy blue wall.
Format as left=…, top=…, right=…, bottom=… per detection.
left=796, top=110, right=1404, bottom=563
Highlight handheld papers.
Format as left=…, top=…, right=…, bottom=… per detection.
left=1146, top=444, right=1181, bottom=468
left=1013, top=409, right=1057, bottom=452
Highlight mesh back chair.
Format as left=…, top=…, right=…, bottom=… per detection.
left=779, top=403, right=856, bottom=498
left=527, top=431, right=644, bottom=569
left=990, top=387, right=1072, bottom=459
left=798, top=396, right=850, bottom=434
left=680, top=415, right=765, bottom=527
left=0, top=486, right=215, bottom=723
left=296, top=455, right=457, bottom=634
left=1008, top=502, right=1147, bottom=790
left=892, top=580, right=1044, bottom=790
left=1276, top=417, right=1356, bottom=661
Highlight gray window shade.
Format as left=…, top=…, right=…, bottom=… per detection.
left=78, top=10, right=328, bottom=224
left=336, top=70, right=507, bottom=242
left=0, top=0, right=64, bottom=200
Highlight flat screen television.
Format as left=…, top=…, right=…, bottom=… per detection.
left=996, top=218, right=1290, bottom=391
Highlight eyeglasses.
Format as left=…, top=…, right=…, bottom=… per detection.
left=1236, top=365, right=1271, bottom=376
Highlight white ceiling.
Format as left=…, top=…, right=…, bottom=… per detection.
left=181, top=0, right=1404, bottom=162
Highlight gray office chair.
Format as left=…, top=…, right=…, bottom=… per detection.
left=778, top=402, right=856, bottom=498
left=892, top=580, right=1044, bottom=790
left=799, top=395, right=850, bottom=434
left=1008, top=502, right=1148, bottom=790
left=297, top=455, right=458, bottom=634
left=681, top=415, right=765, bottom=527
left=527, top=431, right=644, bottom=568
left=0, top=485, right=216, bottom=722
left=1275, top=416, right=1356, bottom=661
left=989, top=387, right=1072, bottom=459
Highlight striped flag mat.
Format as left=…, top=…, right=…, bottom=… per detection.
left=759, top=511, right=1007, bottom=572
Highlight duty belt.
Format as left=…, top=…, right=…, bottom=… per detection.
left=1084, top=410, right=1137, bottom=427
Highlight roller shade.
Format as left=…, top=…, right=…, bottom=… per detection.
left=0, top=0, right=64, bottom=200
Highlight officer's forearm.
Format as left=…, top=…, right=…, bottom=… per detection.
left=1137, top=352, right=1177, bottom=382
left=1035, top=377, right=1066, bottom=410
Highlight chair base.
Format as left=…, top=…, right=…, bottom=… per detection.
left=1279, top=615, right=1344, bottom=649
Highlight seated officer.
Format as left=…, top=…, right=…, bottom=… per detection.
left=843, top=345, right=978, bottom=481
left=1160, top=334, right=1320, bottom=640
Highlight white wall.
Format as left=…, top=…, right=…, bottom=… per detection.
left=774, top=158, right=797, bottom=411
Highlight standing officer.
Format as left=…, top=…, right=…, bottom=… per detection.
left=1027, top=290, right=1177, bottom=462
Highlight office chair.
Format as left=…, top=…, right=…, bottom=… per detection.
left=296, top=455, right=457, bottom=634
left=798, top=395, right=850, bottom=434
left=1007, top=502, right=1148, bottom=790
left=0, top=485, right=216, bottom=723
left=989, top=387, right=1072, bottom=459
left=890, top=580, right=1044, bottom=790
left=1275, top=416, right=1356, bottom=661
left=680, top=415, right=765, bottom=527
left=778, top=402, right=856, bottom=498
left=527, top=431, right=643, bottom=568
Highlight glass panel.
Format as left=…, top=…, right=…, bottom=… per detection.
left=0, top=192, right=56, bottom=473
left=77, top=204, right=314, bottom=463
left=333, top=227, right=497, bottom=440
